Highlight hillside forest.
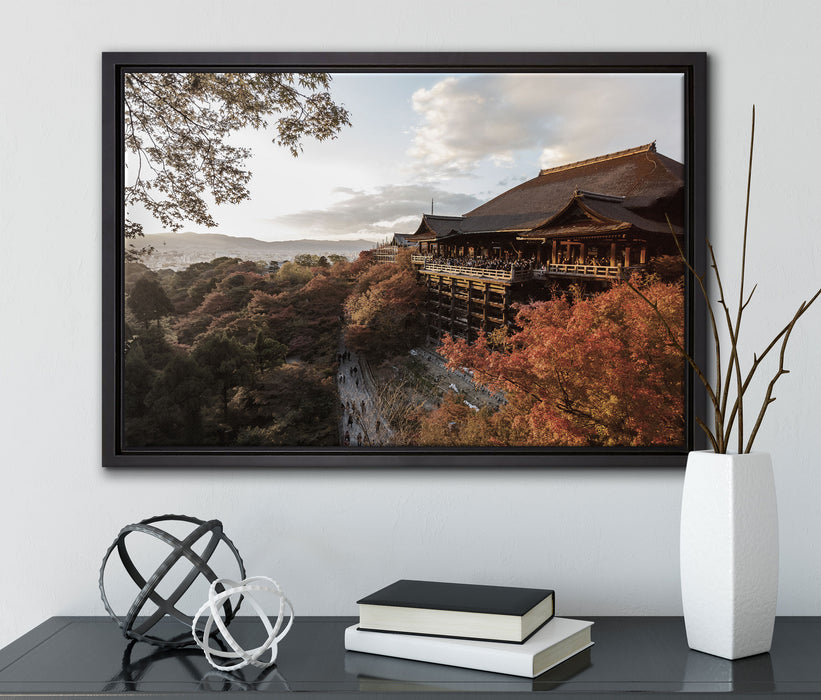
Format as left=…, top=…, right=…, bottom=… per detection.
left=123, top=249, right=685, bottom=448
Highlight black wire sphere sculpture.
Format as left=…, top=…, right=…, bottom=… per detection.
left=99, top=514, right=246, bottom=647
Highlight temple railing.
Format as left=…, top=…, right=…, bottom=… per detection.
left=534, top=264, right=641, bottom=280
left=415, top=259, right=643, bottom=282
left=420, top=262, right=527, bottom=282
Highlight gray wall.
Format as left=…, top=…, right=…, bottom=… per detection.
left=2, top=0, right=820, bottom=648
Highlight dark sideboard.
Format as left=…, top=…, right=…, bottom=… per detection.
left=1, top=616, right=819, bottom=697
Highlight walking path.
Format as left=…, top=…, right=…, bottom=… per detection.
left=410, top=347, right=508, bottom=410
left=336, top=345, right=393, bottom=447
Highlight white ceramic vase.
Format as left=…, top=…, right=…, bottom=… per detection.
left=680, top=450, right=778, bottom=660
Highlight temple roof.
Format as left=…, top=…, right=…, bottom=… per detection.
left=538, top=143, right=661, bottom=177
left=518, top=190, right=683, bottom=241
left=407, top=213, right=465, bottom=240
left=405, top=143, right=684, bottom=244
left=389, top=233, right=413, bottom=246
left=460, top=142, right=682, bottom=233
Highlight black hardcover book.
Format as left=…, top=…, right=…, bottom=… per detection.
left=357, top=579, right=555, bottom=643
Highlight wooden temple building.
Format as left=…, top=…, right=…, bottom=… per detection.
left=392, top=142, right=685, bottom=342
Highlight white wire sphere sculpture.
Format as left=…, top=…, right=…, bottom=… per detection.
left=192, top=576, right=294, bottom=672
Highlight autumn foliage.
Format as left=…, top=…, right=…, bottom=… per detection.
left=123, top=255, right=353, bottom=447
left=343, top=249, right=427, bottom=361
left=124, top=247, right=684, bottom=450
left=123, top=249, right=425, bottom=448
left=429, top=276, right=685, bottom=447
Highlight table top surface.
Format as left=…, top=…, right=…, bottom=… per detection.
left=1, top=616, right=819, bottom=697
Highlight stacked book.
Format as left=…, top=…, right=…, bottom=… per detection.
left=344, top=579, right=593, bottom=679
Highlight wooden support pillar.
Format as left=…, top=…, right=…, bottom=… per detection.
left=483, top=283, right=490, bottom=332
left=640, top=246, right=647, bottom=264
left=624, top=246, right=631, bottom=267
left=580, top=242, right=586, bottom=263
left=466, top=280, right=473, bottom=342
left=425, top=277, right=431, bottom=342
left=610, top=242, right=617, bottom=267
left=449, top=279, right=456, bottom=338
left=437, top=277, right=443, bottom=333
left=551, top=240, right=558, bottom=264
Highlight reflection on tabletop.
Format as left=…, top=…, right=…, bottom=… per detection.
left=102, top=638, right=291, bottom=693
left=344, top=647, right=592, bottom=693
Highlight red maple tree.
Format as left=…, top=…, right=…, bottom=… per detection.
left=432, top=276, right=685, bottom=447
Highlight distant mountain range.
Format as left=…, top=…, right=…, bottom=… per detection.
left=132, top=232, right=378, bottom=270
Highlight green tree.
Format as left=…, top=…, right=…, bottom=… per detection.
left=293, top=253, right=322, bottom=267
left=145, top=354, right=209, bottom=445
left=344, top=253, right=426, bottom=360
left=127, top=276, right=175, bottom=328
left=130, top=326, right=176, bottom=369
left=254, top=329, right=287, bottom=373
left=123, top=345, right=154, bottom=421
left=235, top=364, right=338, bottom=446
left=191, top=332, right=255, bottom=424
left=276, top=261, right=314, bottom=286
left=124, top=72, right=351, bottom=239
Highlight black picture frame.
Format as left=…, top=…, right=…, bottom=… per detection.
left=103, top=51, right=708, bottom=468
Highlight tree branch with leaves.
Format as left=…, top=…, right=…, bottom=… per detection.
left=123, top=71, right=351, bottom=244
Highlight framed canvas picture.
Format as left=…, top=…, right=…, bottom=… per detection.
left=102, top=52, right=707, bottom=467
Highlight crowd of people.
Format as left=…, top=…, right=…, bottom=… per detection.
left=426, top=255, right=536, bottom=272
left=423, top=252, right=617, bottom=271
left=553, top=252, right=613, bottom=267
left=337, top=347, right=389, bottom=447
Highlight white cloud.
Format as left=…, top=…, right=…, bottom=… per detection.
left=370, top=214, right=420, bottom=230
left=538, top=147, right=569, bottom=170
left=407, top=73, right=684, bottom=180
left=270, top=184, right=482, bottom=240
left=408, top=75, right=552, bottom=178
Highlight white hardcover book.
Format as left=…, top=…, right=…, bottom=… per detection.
left=344, top=616, right=593, bottom=678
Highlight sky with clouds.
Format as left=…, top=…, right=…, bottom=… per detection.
left=128, top=71, right=685, bottom=243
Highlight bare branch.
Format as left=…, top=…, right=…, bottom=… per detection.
left=745, top=304, right=798, bottom=452
left=731, top=105, right=756, bottom=452
left=666, top=217, right=725, bottom=450
left=741, top=285, right=757, bottom=312
left=695, top=415, right=720, bottom=453
left=706, top=241, right=741, bottom=452
left=628, top=107, right=821, bottom=453
left=726, top=286, right=821, bottom=441
left=623, top=276, right=721, bottom=450
left=708, top=242, right=744, bottom=452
